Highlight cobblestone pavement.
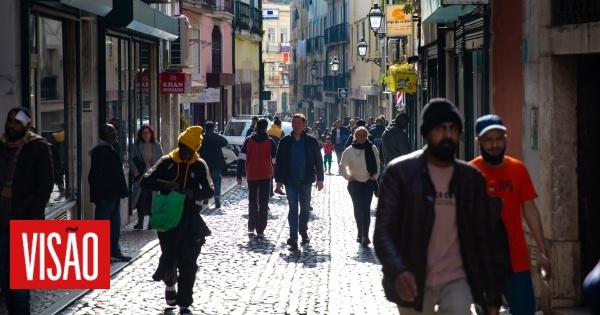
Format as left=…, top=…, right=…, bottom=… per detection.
left=52, top=161, right=401, bottom=315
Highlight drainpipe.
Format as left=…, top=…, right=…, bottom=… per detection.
left=76, top=20, right=83, bottom=219
left=21, top=0, right=30, bottom=109
left=482, top=5, right=490, bottom=114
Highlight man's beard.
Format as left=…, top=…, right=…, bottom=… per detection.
left=429, top=138, right=456, bottom=162
left=480, top=145, right=505, bottom=165
left=5, top=128, right=27, bottom=142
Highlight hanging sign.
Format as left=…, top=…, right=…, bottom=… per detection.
left=160, top=72, right=191, bottom=94
left=385, top=5, right=413, bottom=37
left=387, top=64, right=417, bottom=93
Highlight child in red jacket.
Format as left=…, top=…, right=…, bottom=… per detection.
left=322, top=137, right=334, bottom=175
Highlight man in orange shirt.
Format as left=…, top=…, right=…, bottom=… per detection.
left=469, top=114, right=552, bottom=315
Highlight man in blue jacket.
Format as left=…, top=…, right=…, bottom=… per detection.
left=275, top=113, right=324, bottom=249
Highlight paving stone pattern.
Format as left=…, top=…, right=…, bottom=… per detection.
left=52, top=164, right=400, bottom=315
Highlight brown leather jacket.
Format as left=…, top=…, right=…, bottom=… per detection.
left=373, top=148, right=502, bottom=313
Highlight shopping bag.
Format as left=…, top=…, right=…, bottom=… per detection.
left=150, top=191, right=186, bottom=232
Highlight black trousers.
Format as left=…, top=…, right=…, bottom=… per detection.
left=347, top=180, right=374, bottom=239
left=136, top=188, right=153, bottom=226
left=247, top=179, right=270, bottom=234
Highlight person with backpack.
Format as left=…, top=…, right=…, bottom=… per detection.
left=369, top=117, right=386, bottom=177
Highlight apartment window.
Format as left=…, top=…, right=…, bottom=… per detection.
left=268, top=27, right=275, bottom=42
left=280, top=28, right=287, bottom=42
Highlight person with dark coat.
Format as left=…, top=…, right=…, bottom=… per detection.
left=88, top=123, right=131, bottom=262
left=199, top=121, right=228, bottom=208
left=381, top=113, right=410, bottom=165
left=266, top=117, right=286, bottom=195
left=374, top=98, right=502, bottom=315
left=236, top=118, right=277, bottom=238
left=369, top=117, right=387, bottom=176
left=245, top=116, right=259, bottom=137
left=0, top=107, right=54, bottom=315
left=140, top=126, right=214, bottom=315
left=330, top=119, right=350, bottom=168
left=275, top=114, right=324, bottom=249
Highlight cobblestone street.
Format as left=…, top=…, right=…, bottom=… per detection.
left=53, top=163, right=398, bottom=315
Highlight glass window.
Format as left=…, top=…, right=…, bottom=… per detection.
left=280, top=28, right=287, bottom=42
left=223, top=121, right=252, bottom=136
left=36, top=16, right=70, bottom=210
left=268, top=28, right=275, bottom=42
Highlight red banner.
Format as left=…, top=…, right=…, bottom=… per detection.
left=160, top=72, right=191, bottom=94
left=10, top=220, right=110, bottom=289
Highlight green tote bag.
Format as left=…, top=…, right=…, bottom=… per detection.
left=150, top=191, right=186, bottom=232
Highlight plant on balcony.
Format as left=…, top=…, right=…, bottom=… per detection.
left=251, top=26, right=261, bottom=35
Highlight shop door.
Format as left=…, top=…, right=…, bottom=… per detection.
left=577, top=54, right=600, bottom=279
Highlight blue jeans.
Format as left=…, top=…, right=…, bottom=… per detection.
left=210, top=169, right=222, bottom=198
left=285, top=181, right=312, bottom=239
left=0, top=233, right=31, bottom=314
left=94, top=198, right=123, bottom=257
left=474, top=270, right=535, bottom=315
left=503, top=271, right=535, bottom=315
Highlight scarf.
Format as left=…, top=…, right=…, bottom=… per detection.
left=0, top=131, right=43, bottom=212
left=351, top=140, right=378, bottom=176
left=166, top=148, right=198, bottom=189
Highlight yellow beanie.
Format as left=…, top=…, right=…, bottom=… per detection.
left=178, top=126, right=204, bottom=151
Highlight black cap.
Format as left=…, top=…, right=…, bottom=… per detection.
left=420, top=98, right=463, bottom=136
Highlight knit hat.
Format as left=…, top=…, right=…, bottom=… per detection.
left=178, top=126, right=204, bottom=151
left=420, top=98, right=463, bottom=136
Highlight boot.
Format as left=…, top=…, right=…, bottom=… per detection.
left=214, top=197, right=221, bottom=209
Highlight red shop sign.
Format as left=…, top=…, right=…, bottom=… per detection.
left=160, top=72, right=191, bottom=94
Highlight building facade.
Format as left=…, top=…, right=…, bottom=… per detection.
left=261, top=0, right=291, bottom=117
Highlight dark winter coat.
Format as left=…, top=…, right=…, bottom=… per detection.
left=275, top=131, right=324, bottom=185
left=88, top=141, right=128, bottom=203
left=199, top=130, right=228, bottom=171
left=0, top=138, right=54, bottom=228
left=140, top=155, right=214, bottom=281
left=381, top=123, right=410, bottom=164
left=373, top=149, right=502, bottom=313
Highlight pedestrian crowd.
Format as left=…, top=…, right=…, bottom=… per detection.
left=1, top=99, right=594, bottom=315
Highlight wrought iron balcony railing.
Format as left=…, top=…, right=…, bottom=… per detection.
left=324, top=23, right=349, bottom=46
left=306, top=36, right=323, bottom=54
left=267, top=42, right=281, bottom=53
left=322, top=75, right=346, bottom=92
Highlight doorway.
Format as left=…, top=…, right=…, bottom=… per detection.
left=577, top=54, right=600, bottom=279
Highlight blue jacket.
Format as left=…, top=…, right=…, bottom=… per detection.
left=275, top=131, right=324, bottom=185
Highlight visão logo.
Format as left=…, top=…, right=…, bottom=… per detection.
left=10, top=220, right=110, bottom=289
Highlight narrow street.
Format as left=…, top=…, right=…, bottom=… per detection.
left=51, top=164, right=398, bottom=315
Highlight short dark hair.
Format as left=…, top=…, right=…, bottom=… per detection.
left=204, top=121, right=215, bottom=130
left=252, top=116, right=259, bottom=122
left=99, top=123, right=114, bottom=140
left=273, top=118, right=282, bottom=126
left=292, top=113, right=307, bottom=124
left=356, top=119, right=366, bottom=127
left=256, top=118, right=269, bottom=131
left=395, top=113, right=409, bottom=124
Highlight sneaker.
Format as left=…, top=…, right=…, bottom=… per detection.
left=301, top=235, right=310, bottom=245
left=110, top=254, right=132, bottom=262
left=287, top=238, right=298, bottom=249
left=179, top=307, right=193, bottom=315
left=165, top=288, right=177, bottom=306
left=133, top=224, right=143, bottom=231
left=248, top=229, right=255, bottom=237
left=274, top=188, right=286, bottom=195
left=256, top=233, right=264, bottom=240
left=214, top=198, right=221, bottom=209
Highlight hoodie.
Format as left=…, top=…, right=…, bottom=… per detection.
left=236, top=131, right=277, bottom=181
left=381, top=123, right=410, bottom=164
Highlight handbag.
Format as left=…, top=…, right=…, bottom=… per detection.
left=150, top=191, right=186, bottom=232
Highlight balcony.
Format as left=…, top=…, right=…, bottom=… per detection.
left=267, top=42, right=281, bottom=53
left=235, top=2, right=261, bottom=40
left=303, top=85, right=319, bottom=99
left=552, top=0, right=600, bottom=25
left=250, top=8, right=262, bottom=35
left=322, top=75, right=346, bottom=92
left=216, top=0, right=234, bottom=14
left=324, top=23, right=349, bottom=46
left=306, top=36, right=323, bottom=54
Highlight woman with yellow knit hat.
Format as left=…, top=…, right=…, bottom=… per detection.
left=140, top=126, right=214, bottom=315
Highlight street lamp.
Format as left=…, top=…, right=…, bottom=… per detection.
left=310, top=62, right=324, bottom=81
left=368, top=3, right=386, bottom=39
left=330, top=56, right=340, bottom=73
left=356, top=37, right=381, bottom=67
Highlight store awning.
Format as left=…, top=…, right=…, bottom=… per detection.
left=36, top=0, right=113, bottom=16
left=421, top=0, right=480, bottom=24
left=104, top=0, right=178, bottom=41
